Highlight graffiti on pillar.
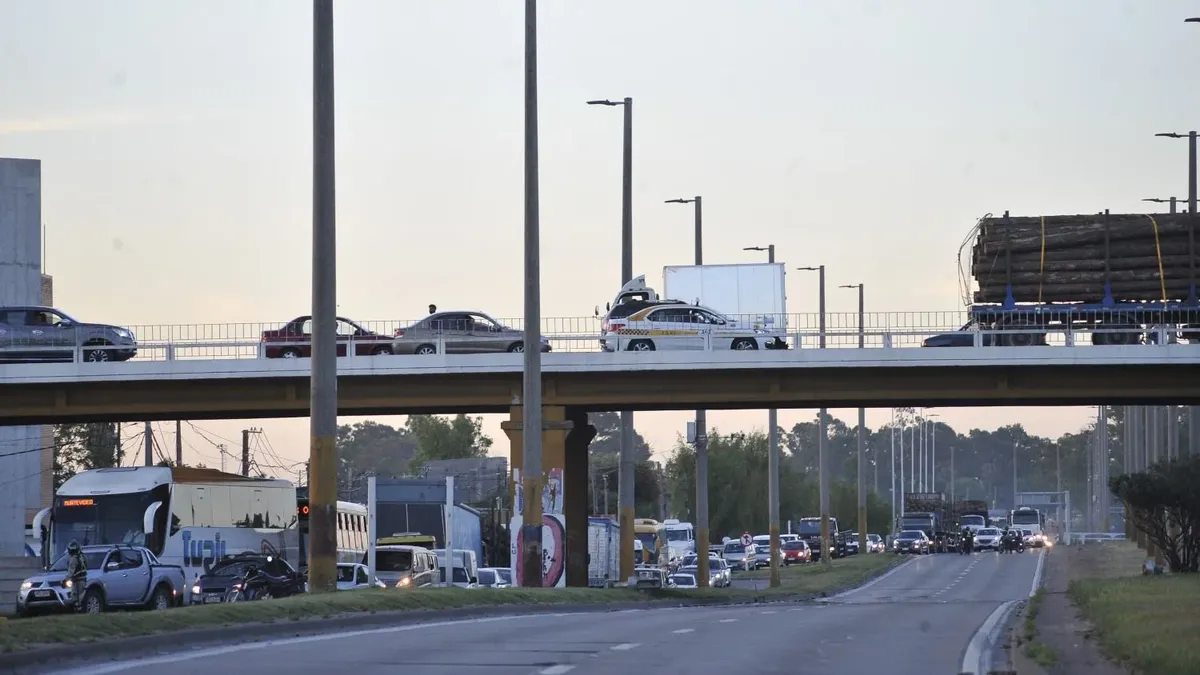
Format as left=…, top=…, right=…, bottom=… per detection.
left=513, top=468, right=524, bottom=516
left=509, top=514, right=566, bottom=587
left=543, top=468, right=563, bottom=515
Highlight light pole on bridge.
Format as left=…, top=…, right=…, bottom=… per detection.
left=839, top=283, right=868, bottom=557
left=746, top=245, right=781, bottom=588
left=797, top=266, right=830, bottom=566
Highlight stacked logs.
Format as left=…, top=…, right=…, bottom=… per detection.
left=972, top=213, right=1200, bottom=303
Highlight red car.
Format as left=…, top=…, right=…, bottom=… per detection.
left=260, top=316, right=394, bottom=358
left=782, top=539, right=811, bottom=565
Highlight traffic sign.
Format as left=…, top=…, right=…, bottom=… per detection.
left=740, top=533, right=752, bottom=547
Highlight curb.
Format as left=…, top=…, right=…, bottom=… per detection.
left=0, top=558, right=905, bottom=672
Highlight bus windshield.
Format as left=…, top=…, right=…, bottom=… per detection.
left=50, top=492, right=158, bottom=560
left=665, top=528, right=693, bottom=542
left=1011, top=511, right=1041, bottom=526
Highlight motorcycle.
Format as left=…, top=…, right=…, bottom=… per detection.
left=960, top=533, right=974, bottom=555
left=225, top=565, right=269, bottom=603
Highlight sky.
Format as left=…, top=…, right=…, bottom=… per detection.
left=3, top=0, right=1198, bottom=476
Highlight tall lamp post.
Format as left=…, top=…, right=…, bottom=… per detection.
left=840, top=283, right=868, bottom=555
left=927, top=412, right=940, bottom=494
left=797, top=266, right=830, bottom=565
left=747, top=245, right=781, bottom=587
left=587, top=96, right=636, bottom=581
left=667, top=196, right=708, bottom=586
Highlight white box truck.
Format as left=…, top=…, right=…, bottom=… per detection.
left=587, top=517, right=620, bottom=587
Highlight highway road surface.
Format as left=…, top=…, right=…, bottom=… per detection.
left=46, top=550, right=1045, bottom=675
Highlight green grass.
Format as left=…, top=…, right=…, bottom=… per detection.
left=1069, top=574, right=1200, bottom=675
left=0, top=556, right=903, bottom=652
left=1024, top=640, right=1059, bottom=667
left=1017, top=587, right=1058, bottom=667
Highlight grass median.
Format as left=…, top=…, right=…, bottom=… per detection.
left=0, top=555, right=904, bottom=652
left=1068, top=541, right=1200, bottom=675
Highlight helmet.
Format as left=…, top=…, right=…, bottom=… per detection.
left=68, top=540, right=81, bottom=553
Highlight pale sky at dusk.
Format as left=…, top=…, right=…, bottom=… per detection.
left=4, top=0, right=1197, bottom=473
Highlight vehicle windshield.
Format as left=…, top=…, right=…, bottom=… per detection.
left=478, top=569, right=497, bottom=586
left=899, top=531, right=924, bottom=539
left=208, top=560, right=260, bottom=577
left=709, top=558, right=725, bottom=568
left=439, top=567, right=471, bottom=584
left=867, top=535, right=881, bottom=542
left=48, top=551, right=106, bottom=572
left=376, top=550, right=413, bottom=573
left=796, top=520, right=822, bottom=535
left=665, top=528, right=692, bottom=542
left=723, top=542, right=744, bottom=553
left=670, top=575, right=695, bottom=585
left=960, top=515, right=986, bottom=527
left=635, top=533, right=657, bottom=550
left=51, top=492, right=157, bottom=560
left=782, top=541, right=806, bottom=551
left=336, top=566, right=358, bottom=583
left=979, top=528, right=999, bottom=536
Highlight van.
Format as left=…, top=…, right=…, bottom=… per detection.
left=368, top=545, right=437, bottom=588
left=433, top=548, right=479, bottom=587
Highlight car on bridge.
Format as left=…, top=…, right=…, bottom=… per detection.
left=0, top=306, right=137, bottom=363
left=599, top=301, right=787, bottom=352
left=261, top=315, right=394, bottom=358
left=392, top=310, right=550, bottom=355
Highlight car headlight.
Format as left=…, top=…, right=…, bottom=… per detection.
left=191, top=584, right=200, bottom=595
left=397, top=577, right=412, bottom=588
left=63, top=579, right=73, bottom=588
left=19, top=581, right=31, bottom=592
left=231, top=583, right=242, bottom=591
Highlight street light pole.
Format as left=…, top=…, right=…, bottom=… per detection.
left=308, top=0, right=339, bottom=594
left=840, top=283, right=867, bottom=555
left=798, top=265, right=829, bottom=566
left=670, top=197, right=708, bottom=587
left=748, top=245, right=780, bottom=587
left=588, top=96, right=635, bottom=581
left=519, top=0, right=545, bottom=588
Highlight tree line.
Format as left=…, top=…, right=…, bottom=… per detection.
left=1111, top=454, right=1200, bottom=573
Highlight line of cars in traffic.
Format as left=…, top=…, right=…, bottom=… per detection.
left=890, top=526, right=1049, bottom=554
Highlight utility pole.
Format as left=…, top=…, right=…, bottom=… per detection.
left=520, top=0, right=546, bottom=589
left=175, top=420, right=183, bottom=467
left=890, top=410, right=897, bottom=530
left=670, top=196, right=708, bottom=586
left=840, top=282, right=867, bottom=555
left=1012, top=442, right=1018, bottom=509
left=949, top=445, right=955, bottom=504
left=219, top=444, right=227, bottom=473
left=587, top=94, right=634, bottom=583
left=242, top=427, right=263, bottom=477
left=143, top=422, right=153, bottom=466
left=796, top=265, right=828, bottom=564
left=308, top=0, right=339, bottom=595
left=747, top=244, right=781, bottom=588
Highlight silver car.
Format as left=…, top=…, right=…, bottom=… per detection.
left=392, top=310, right=550, bottom=355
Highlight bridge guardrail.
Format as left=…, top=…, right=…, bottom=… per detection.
left=0, top=323, right=1188, bottom=363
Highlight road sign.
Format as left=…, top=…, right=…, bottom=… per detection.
left=740, top=533, right=752, bottom=547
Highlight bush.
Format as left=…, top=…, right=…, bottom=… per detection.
left=1110, top=455, right=1200, bottom=573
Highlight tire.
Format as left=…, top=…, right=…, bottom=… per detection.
left=280, top=348, right=301, bottom=359
left=82, top=588, right=104, bottom=614
left=371, top=346, right=393, bottom=356
left=507, top=343, right=524, bottom=353
left=627, top=339, right=655, bottom=352
left=82, top=342, right=112, bottom=362
left=149, top=585, right=172, bottom=611
left=731, top=338, right=758, bottom=350
left=414, top=344, right=437, bottom=355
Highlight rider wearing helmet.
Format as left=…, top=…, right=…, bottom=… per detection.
left=65, top=541, right=88, bottom=611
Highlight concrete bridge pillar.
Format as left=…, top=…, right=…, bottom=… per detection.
left=502, top=405, right=593, bottom=587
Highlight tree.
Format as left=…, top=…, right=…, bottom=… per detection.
left=405, top=414, right=493, bottom=465
left=587, top=412, right=652, bottom=461
left=336, top=421, right=418, bottom=498
left=53, top=423, right=121, bottom=490
left=1111, top=456, right=1200, bottom=573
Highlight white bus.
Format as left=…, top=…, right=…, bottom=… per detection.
left=295, top=498, right=368, bottom=573
left=34, top=466, right=299, bottom=581
left=1009, top=507, right=1045, bottom=535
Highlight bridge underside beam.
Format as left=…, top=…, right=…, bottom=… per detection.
left=2, top=364, right=1200, bottom=424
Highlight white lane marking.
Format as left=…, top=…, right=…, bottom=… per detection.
left=959, top=600, right=1019, bottom=675
left=761, top=610, right=777, bottom=615
left=1030, top=549, right=1047, bottom=597
left=48, top=613, right=580, bottom=675
left=610, top=643, right=640, bottom=651
left=540, top=666, right=576, bottom=675
left=719, top=618, right=738, bottom=623
left=822, top=556, right=916, bottom=601
left=672, top=628, right=695, bottom=634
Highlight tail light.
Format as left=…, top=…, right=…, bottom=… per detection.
left=394, top=329, right=405, bottom=337
left=601, top=321, right=610, bottom=332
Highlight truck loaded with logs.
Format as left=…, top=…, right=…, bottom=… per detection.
left=923, top=210, right=1200, bottom=347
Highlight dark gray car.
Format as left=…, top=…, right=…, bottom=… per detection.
left=0, top=306, right=137, bottom=363
left=392, top=310, right=550, bottom=355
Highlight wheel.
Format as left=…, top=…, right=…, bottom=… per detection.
left=149, top=585, right=172, bottom=611
left=371, top=346, right=393, bottom=356
left=731, top=338, right=759, bottom=350
left=82, top=343, right=112, bottom=362
left=414, top=344, right=437, bottom=355
left=280, top=348, right=301, bottom=359
left=1092, top=328, right=1139, bottom=346
left=507, top=342, right=524, bottom=353
left=627, top=339, right=655, bottom=352
left=82, top=588, right=104, bottom=614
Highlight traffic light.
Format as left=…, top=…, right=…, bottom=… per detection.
left=297, top=498, right=310, bottom=521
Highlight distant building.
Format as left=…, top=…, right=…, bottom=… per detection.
left=416, top=457, right=507, bottom=505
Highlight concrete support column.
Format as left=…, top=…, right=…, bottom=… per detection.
left=502, top=405, right=573, bottom=587
left=564, top=408, right=595, bottom=588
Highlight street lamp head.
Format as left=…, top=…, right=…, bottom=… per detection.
left=1186, top=17, right=1200, bottom=22
left=839, top=284, right=862, bottom=289
left=744, top=246, right=768, bottom=252
left=665, top=198, right=695, bottom=204
left=587, top=99, right=624, bottom=107
left=1156, top=132, right=1185, bottom=139
left=796, top=266, right=820, bottom=271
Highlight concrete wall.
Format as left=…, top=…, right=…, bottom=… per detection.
left=0, top=158, right=42, bottom=556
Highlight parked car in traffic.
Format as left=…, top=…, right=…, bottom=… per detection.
left=781, top=539, right=811, bottom=565
left=392, top=311, right=550, bottom=355
left=722, top=540, right=755, bottom=571
left=191, top=552, right=305, bottom=603
left=336, top=563, right=384, bottom=590
left=261, top=315, right=394, bottom=358
left=892, top=530, right=932, bottom=554
left=669, top=573, right=698, bottom=589
left=18, top=545, right=186, bottom=616
left=476, top=567, right=512, bottom=588
left=866, top=534, right=886, bottom=553
left=0, top=306, right=137, bottom=363
left=974, top=528, right=1002, bottom=551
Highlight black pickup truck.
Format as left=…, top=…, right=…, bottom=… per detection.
left=795, top=517, right=851, bottom=561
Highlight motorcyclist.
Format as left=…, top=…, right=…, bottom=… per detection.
left=960, top=527, right=974, bottom=554
left=65, top=541, right=88, bottom=611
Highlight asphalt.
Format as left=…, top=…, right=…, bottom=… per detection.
left=39, top=550, right=1045, bottom=675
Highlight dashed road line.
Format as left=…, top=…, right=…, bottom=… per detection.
left=610, top=643, right=640, bottom=651
left=672, top=628, right=695, bottom=634
left=719, top=618, right=738, bottom=623
left=540, top=666, right=576, bottom=675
